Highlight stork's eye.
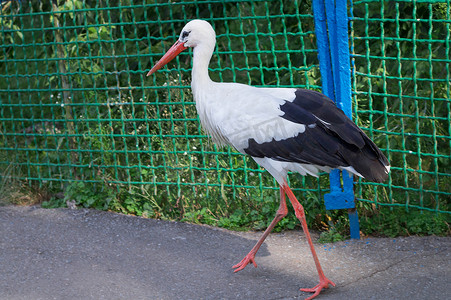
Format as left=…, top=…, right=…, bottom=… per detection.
left=181, top=31, right=190, bottom=39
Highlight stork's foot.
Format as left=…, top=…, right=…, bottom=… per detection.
left=300, top=277, right=335, bottom=300
left=232, top=252, right=257, bottom=273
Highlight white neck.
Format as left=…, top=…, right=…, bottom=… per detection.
left=191, top=43, right=215, bottom=98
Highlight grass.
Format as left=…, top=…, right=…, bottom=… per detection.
left=2, top=178, right=449, bottom=240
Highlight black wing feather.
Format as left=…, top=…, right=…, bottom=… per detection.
left=244, top=89, right=389, bottom=183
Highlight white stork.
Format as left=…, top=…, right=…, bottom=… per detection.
left=147, top=20, right=390, bottom=300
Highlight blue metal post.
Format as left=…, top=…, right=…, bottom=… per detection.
left=312, top=0, right=360, bottom=239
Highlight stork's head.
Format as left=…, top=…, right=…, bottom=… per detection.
left=178, top=19, right=216, bottom=48
left=147, top=20, right=216, bottom=76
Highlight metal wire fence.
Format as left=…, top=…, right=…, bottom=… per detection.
left=0, top=0, right=449, bottom=220
left=350, top=0, right=450, bottom=215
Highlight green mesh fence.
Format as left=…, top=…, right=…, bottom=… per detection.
left=349, top=0, right=450, bottom=215
left=0, top=1, right=449, bottom=219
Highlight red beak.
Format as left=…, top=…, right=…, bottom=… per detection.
left=147, top=41, right=188, bottom=76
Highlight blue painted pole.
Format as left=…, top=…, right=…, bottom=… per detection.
left=333, top=0, right=360, bottom=240
left=312, top=0, right=360, bottom=239
left=312, top=0, right=334, bottom=100
left=334, top=0, right=353, bottom=118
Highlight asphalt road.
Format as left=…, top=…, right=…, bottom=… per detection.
left=0, top=205, right=449, bottom=300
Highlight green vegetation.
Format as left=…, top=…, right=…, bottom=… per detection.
left=0, top=0, right=449, bottom=239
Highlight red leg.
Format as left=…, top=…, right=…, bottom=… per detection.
left=282, top=183, right=335, bottom=300
left=232, top=187, right=288, bottom=272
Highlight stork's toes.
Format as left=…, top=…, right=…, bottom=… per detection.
left=232, top=253, right=258, bottom=273
left=300, top=277, right=335, bottom=300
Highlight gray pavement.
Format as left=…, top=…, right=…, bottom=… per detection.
left=0, top=205, right=449, bottom=300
